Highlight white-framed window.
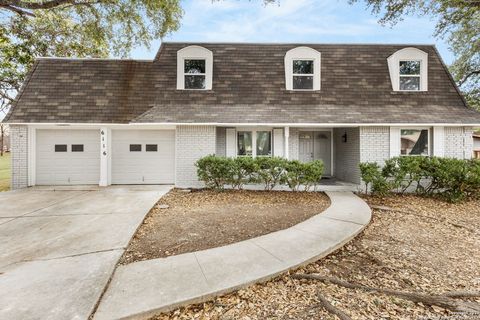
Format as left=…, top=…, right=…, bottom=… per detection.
left=284, top=47, right=321, bottom=91
left=177, top=45, right=213, bottom=90
left=237, top=130, right=272, bottom=157
left=399, top=60, right=421, bottom=91
left=400, top=128, right=430, bottom=156
left=387, top=47, right=428, bottom=92
left=184, top=59, right=206, bottom=89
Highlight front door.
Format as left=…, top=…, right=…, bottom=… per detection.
left=299, top=132, right=314, bottom=163
left=298, top=131, right=332, bottom=176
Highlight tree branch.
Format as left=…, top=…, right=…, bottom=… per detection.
left=459, top=70, right=480, bottom=86
left=0, top=3, right=34, bottom=16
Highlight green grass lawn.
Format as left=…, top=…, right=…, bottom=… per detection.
left=0, top=152, right=11, bottom=192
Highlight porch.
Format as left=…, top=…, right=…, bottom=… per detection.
left=215, top=126, right=362, bottom=185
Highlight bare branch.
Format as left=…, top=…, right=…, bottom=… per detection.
left=459, top=70, right=480, bottom=86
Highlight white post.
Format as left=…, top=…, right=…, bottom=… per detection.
left=284, top=126, right=290, bottom=160
left=99, top=127, right=110, bottom=187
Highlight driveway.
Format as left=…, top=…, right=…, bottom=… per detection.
left=0, top=185, right=172, bottom=320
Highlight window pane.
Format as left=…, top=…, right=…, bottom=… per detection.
left=293, top=60, right=313, bottom=74
left=55, top=144, right=67, bottom=152
left=185, top=75, right=206, bottom=89
left=146, top=144, right=158, bottom=152
left=256, top=131, right=272, bottom=156
left=130, top=144, right=142, bottom=152
left=184, top=59, right=206, bottom=74
left=399, top=76, right=420, bottom=90
left=237, top=131, right=252, bottom=156
left=71, top=144, right=84, bottom=152
left=293, top=76, right=314, bottom=90
left=399, top=61, right=420, bottom=75
left=401, top=129, right=429, bottom=156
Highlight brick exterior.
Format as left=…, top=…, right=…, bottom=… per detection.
left=10, top=125, right=28, bottom=189
left=333, top=128, right=361, bottom=184
left=215, top=127, right=226, bottom=157
left=288, top=128, right=299, bottom=160
left=359, top=127, right=390, bottom=166
left=445, top=127, right=474, bottom=159
left=175, top=125, right=216, bottom=188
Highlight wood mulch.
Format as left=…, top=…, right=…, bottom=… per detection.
left=120, top=189, right=330, bottom=265
left=148, top=194, right=480, bottom=320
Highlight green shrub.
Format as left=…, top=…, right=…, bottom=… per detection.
left=360, top=157, right=480, bottom=203
left=256, top=157, right=287, bottom=190
left=230, top=157, right=258, bottom=189
left=195, top=155, right=233, bottom=190
left=303, top=160, right=325, bottom=191
left=282, top=160, right=324, bottom=191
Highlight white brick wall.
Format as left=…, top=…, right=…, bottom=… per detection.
left=175, top=125, right=216, bottom=188
left=10, top=125, right=28, bottom=189
left=215, top=127, right=226, bottom=157
left=360, top=127, right=390, bottom=166
left=288, top=128, right=299, bottom=160
left=445, top=127, right=473, bottom=159
left=334, top=128, right=361, bottom=184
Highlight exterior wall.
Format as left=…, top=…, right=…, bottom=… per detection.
left=359, top=127, right=390, bottom=166
left=175, top=125, right=216, bottom=188
left=10, top=125, right=28, bottom=189
left=334, top=128, right=361, bottom=184
left=288, top=128, right=299, bottom=160
left=444, top=127, right=474, bottom=159
left=215, top=127, right=226, bottom=157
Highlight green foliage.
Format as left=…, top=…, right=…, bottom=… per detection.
left=230, top=157, right=258, bottom=190
left=0, top=0, right=182, bottom=114
left=360, top=157, right=480, bottom=202
left=359, top=162, right=391, bottom=196
left=195, top=155, right=324, bottom=192
left=195, top=155, right=232, bottom=190
left=256, top=157, right=287, bottom=190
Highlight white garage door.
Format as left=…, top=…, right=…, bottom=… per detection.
left=112, top=130, right=175, bottom=184
left=36, top=130, right=100, bottom=185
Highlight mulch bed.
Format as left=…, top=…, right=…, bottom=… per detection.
left=149, top=194, right=480, bottom=320
left=120, top=189, right=330, bottom=264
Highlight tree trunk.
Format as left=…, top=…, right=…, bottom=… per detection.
left=292, top=274, right=480, bottom=313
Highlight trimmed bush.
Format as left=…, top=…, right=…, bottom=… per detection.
left=195, top=155, right=324, bottom=191
left=360, top=156, right=480, bottom=202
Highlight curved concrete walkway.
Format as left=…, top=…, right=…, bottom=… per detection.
left=94, top=191, right=371, bottom=320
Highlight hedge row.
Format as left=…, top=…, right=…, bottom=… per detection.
left=360, top=156, right=480, bottom=202
left=195, top=155, right=324, bottom=191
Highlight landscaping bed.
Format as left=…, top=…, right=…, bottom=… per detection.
left=120, top=189, right=330, bottom=264
left=150, top=195, right=480, bottom=319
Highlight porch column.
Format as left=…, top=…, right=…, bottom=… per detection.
left=284, top=126, right=290, bottom=160
left=99, top=127, right=111, bottom=187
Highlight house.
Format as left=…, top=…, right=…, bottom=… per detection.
left=474, top=133, right=480, bottom=159
left=5, top=43, right=480, bottom=189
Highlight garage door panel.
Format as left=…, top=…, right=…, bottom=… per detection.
left=36, top=130, right=100, bottom=185
left=112, top=130, right=175, bottom=184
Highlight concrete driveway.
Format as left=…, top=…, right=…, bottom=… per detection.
left=0, top=185, right=172, bottom=320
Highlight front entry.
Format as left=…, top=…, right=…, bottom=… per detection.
left=299, top=131, right=332, bottom=176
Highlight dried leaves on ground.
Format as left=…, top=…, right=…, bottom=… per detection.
left=121, top=189, right=330, bottom=264
left=150, top=195, right=480, bottom=320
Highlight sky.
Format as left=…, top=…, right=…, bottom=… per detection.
left=131, top=0, right=454, bottom=64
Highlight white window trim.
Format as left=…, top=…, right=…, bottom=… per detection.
left=176, top=45, right=213, bottom=90
left=400, top=127, right=431, bottom=156
left=387, top=47, right=428, bottom=92
left=285, top=47, right=321, bottom=91
left=399, top=59, right=421, bottom=91
left=236, top=128, right=273, bottom=157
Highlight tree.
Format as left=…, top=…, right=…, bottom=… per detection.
left=0, top=123, right=6, bottom=156
left=0, top=0, right=182, bottom=115
left=348, top=0, right=480, bottom=110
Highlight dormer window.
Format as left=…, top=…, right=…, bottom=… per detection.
left=184, top=59, right=206, bottom=89
left=387, top=47, right=428, bottom=92
left=285, top=47, right=321, bottom=91
left=399, top=60, right=421, bottom=91
left=293, top=60, right=314, bottom=90
left=177, top=45, right=213, bottom=90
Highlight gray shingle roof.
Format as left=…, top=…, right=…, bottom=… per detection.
left=6, top=43, right=480, bottom=124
